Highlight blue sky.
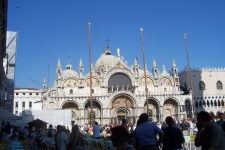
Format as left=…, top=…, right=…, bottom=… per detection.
left=7, top=0, right=225, bottom=89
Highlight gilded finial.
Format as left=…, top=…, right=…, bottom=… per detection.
left=140, top=28, right=143, bottom=32
left=184, top=33, right=187, bottom=38
left=88, top=22, right=91, bottom=26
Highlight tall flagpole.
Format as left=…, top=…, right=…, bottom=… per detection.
left=140, top=28, right=149, bottom=116
left=88, top=22, right=93, bottom=123
left=184, top=34, right=196, bottom=119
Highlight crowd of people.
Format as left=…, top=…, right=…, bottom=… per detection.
left=1, top=111, right=225, bottom=150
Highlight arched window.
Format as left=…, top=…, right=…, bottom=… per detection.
left=216, top=81, right=223, bottom=90
left=199, top=81, right=205, bottom=90
left=164, top=88, right=167, bottom=92
left=70, top=89, right=73, bottom=95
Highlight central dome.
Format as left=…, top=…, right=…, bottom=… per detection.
left=94, top=51, right=119, bottom=73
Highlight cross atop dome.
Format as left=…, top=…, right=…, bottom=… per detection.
left=104, top=38, right=111, bottom=55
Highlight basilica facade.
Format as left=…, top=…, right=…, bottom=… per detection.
left=41, top=46, right=192, bottom=125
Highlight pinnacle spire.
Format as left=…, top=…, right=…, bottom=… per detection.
left=79, top=58, right=83, bottom=68
left=57, top=59, right=62, bottom=68
left=43, top=77, right=46, bottom=84
left=153, top=60, right=157, bottom=67
left=172, top=59, right=176, bottom=67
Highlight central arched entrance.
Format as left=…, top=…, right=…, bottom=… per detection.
left=111, top=95, right=135, bottom=124
left=62, top=102, right=79, bottom=125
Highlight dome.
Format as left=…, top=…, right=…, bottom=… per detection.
left=94, top=52, right=119, bottom=73
left=62, top=69, right=79, bottom=79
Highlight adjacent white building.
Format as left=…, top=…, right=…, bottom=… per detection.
left=179, top=68, right=225, bottom=116
left=14, top=88, right=42, bottom=116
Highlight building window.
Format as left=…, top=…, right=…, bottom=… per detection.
left=164, top=88, right=167, bottom=92
left=15, top=102, right=18, bottom=107
left=15, top=111, right=18, bottom=114
left=184, top=82, right=187, bottom=89
left=92, top=89, right=94, bottom=93
left=16, top=93, right=18, bottom=95
left=29, top=93, right=32, bottom=95
left=216, top=81, right=223, bottom=90
left=22, top=102, right=25, bottom=107
left=36, top=93, right=39, bottom=95
left=29, top=102, right=32, bottom=107
left=23, top=93, right=25, bottom=95
left=70, top=89, right=73, bottom=95
left=199, top=81, right=205, bottom=90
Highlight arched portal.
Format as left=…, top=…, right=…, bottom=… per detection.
left=144, top=99, right=160, bottom=122
left=62, top=102, right=79, bottom=122
left=163, top=99, right=179, bottom=121
left=84, top=100, right=101, bottom=121
left=111, top=95, right=134, bottom=124
left=185, top=100, right=192, bottom=118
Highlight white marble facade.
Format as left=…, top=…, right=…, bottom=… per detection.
left=38, top=47, right=192, bottom=125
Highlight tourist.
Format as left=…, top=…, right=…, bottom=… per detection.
left=56, top=126, right=69, bottom=150
left=121, top=119, right=129, bottom=133
left=48, top=124, right=54, bottom=138
left=216, top=112, right=225, bottom=127
left=111, top=126, right=134, bottom=150
left=55, top=125, right=62, bottom=150
left=195, top=111, right=225, bottom=149
left=93, top=122, right=101, bottom=139
left=133, top=113, right=164, bottom=150
left=162, top=116, right=184, bottom=150
left=179, top=118, right=190, bottom=135
left=68, top=125, right=84, bottom=150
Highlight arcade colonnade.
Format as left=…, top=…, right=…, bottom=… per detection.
left=59, top=92, right=192, bottom=125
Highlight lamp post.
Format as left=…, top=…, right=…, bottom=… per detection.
left=140, top=28, right=149, bottom=116
left=184, top=34, right=196, bottom=119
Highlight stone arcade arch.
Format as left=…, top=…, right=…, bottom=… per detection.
left=185, top=99, right=193, bottom=118
left=61, top=101, right=79, bottom=122
left=163, top=99, right=179, bottom=121
left=84, top=100, right=102, bottom=123
left=144, top=98, right=160, bottom=122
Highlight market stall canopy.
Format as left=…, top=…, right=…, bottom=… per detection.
left=0, top=108, right=22, bottom=120
left=27, top=119, right=48, bottom=131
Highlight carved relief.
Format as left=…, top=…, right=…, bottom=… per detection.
left=112, top=96, right=133, bottom=108
left=84, top=78, right=100, bottom=86
left=139, top=77, right=154, bottom=86
left=63, top=79, right=78, bottom=87
left=159, top=78, right=172, bottom=85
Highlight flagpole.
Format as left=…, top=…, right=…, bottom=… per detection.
left=184, top=34, right=196, bottom=120
left=140, top=28, right=149, bottom=116
left=88, top=22, right=93, bottom=123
